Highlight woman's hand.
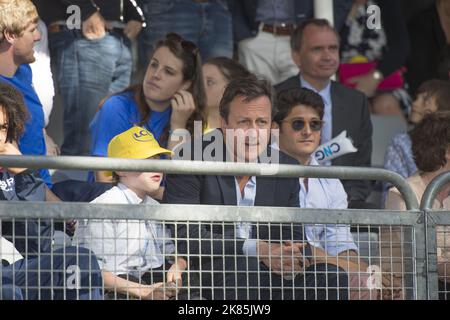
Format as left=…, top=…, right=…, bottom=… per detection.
left=170, top=90, right=196, bottom=131
left=347, top=71, right=381, bottom=97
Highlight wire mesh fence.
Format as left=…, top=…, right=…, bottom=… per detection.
left=0, top=203, right=428, bottom=300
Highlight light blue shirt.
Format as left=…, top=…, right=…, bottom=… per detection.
left=300, top=157, right=358, bottom=256
left=234, top=176, right=259, bottom=256
left=300, top=76, right=333, bottom=146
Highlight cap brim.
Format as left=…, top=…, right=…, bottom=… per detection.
left=103, top=148, right=172, bottom=177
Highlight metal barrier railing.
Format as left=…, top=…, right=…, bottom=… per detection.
left=0, top=156, right=419, bottom=210
left=1, top=155, right=447, bottom=299
left=0, top=204, right=424, bottom=300
left=420, top=171, right=450, bottom=300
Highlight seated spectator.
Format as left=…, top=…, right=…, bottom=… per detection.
left=383, top=80, right=450, bottom=205
left=384, top=111, right=450, bottom=300
left=273, top=87, right=382, bottom=299
left=164, top=77, right=349, bottom=300
left=202, top=57, right=251, bottom=130
left=90, top=32, right=206, bottom=183
left=0, top=0, right=109, bottom=206
left=340, top=0, right=410, bottom=120
left=276, top=18, right=373, bottom=208
left=73, top=127, right=179, bottom=300
left=0, top=81, right=102, bottom=300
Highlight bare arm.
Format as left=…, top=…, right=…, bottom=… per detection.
left=102, top=270, right=175, bottom=300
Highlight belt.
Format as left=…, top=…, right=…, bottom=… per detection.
left=47, top=22, right=69, bottom=34
left=261, top=23, right=296, bottom=36
left=48, top=22, right=125, bottom=36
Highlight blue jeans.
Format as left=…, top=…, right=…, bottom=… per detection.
left=137, top=0, right=233, bottom=69
left=1, top=246, right=102, bottom=300
left=49, top=30, right=132, bottom=155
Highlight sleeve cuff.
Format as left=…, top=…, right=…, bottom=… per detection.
left=242, top=239, right=258, bottom=256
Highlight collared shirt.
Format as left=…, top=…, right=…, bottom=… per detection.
left=300, top=75, right=333, bottom=147
left=234, top=176, right=258, bottom=256
left=73, top=183, right=174, bottom=278
left=255, top=0, right=295, bottom=25
left=300, top=157, right=358, bottom=256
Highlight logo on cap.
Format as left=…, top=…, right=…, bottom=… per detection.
left=133, top=129, right=153, bottom=142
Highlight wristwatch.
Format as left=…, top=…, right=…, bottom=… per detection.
left=372, top=70, right=383, bottom=81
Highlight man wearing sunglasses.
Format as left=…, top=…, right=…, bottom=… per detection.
left=274, top=88, right=374, bottom=299
left=275, top=18, right=373, bottom=209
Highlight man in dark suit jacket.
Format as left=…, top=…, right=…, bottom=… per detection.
left=164, top=77, right=348, bottom=300
left=275, top=19, right=373, bottom=208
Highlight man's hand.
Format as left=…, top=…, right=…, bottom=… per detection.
left=258, top=241, right=309, bottom=276
left=82, top=11, right=106, bottom=40
left=0, top=142, right=26, bottom=174
left=123, top=20, right=142, bottom=40
left=140, top=282, right=175, bottom=300
left=166, top=258, right=186, bottom=290
left=45, top=130, right=60, bottom=156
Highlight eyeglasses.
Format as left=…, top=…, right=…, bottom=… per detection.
left=282, top=119, right=324, bottom=131
left=165, top=32, right=199, bottom=56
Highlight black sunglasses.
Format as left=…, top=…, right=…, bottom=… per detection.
left=283, top=119, right=324, bottom=131
left=165, top=32, right=199, bottom=56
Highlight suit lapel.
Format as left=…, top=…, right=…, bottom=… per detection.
left=216, top=175, right=237, bottom=205
left=330, top=82, right=347, bottom=138
left=254, top=176, right=276, bottom=206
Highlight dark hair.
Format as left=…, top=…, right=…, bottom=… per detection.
left=219, top=76, right=274, bottom=122
left=416, top=79, right=450, bottom=112
left=273, top=88, right=325, bottom=125
left=203, top=57, right=252, bottom=83
left=0, top=82, right=28, bottom=142
left=410, top=111, right=450, bottom=172
left=290, top=18, right=340, bottom=52
left=437, top=44, right=450, bottom=81
left=100, top=33, right=206, bottom=140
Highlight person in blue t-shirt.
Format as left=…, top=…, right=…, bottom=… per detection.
left=0, top=1, right=52, bottom=188
left=90, top=33, right=207, bottom=183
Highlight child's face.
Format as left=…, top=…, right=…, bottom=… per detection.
left=122, top=171, right=163, bottom=199
left=117, top=155, right=165, bottom=199
left=0, top=107, right=9, bottom=143
left=410, top=93, right=438, bottom=124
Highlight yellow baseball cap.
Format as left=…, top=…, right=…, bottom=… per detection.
left=105, top=126, right=172, bottom=176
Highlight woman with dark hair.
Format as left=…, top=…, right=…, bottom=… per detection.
left=202, top=57, right=252, bottom=130
left=384, top=111, right=450, bottom=299
left=382, top=80, right=450, bottom=205
left=90, top=32, right=206, bottom=182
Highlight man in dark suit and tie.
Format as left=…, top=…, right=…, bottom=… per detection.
left=275, top=19, right=373, bottom=208
left=164, top=76, right=348, bottom=300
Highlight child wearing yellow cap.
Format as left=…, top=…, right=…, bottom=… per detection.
left=73, top=126, right=180, bottom=300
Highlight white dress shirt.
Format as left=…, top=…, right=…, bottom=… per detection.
left=73, top=183, right=174, bottom=278
left=300, top=156, right=358, bottom=256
